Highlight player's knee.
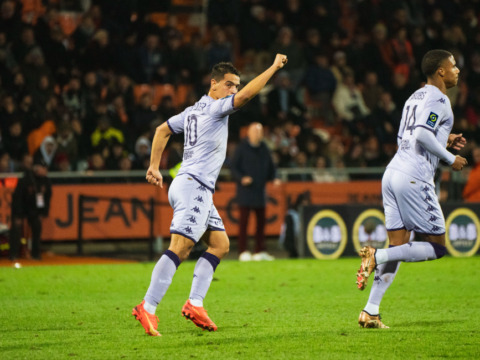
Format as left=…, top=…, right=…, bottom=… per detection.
left=428, top=242, right=447, bottom=259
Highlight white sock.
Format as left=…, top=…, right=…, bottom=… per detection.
left=189, top=298, right=203, bottom=307
left=144, top=301, right=156, bottom=314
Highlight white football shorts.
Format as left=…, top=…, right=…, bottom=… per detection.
left=382, top=168, right=445, bottom=235
left=168, top=174, right=225, bottom=243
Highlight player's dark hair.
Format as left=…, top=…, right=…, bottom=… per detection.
left=421, top=50, right=453, bottom=78
left=211, top=62, right=240, bottom=81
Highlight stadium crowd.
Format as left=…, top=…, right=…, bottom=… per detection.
left=0, top=0, right=479, bottom=185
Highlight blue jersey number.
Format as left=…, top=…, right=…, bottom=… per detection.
left=185, top=115, right=198, bottom=146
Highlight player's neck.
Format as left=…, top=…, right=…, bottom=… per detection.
left=426, top=78, right=447, bottom=95
left=208, top=89, right=219, bottom=100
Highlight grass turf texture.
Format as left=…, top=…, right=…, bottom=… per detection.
left=1, top=257, right=479, bottom=359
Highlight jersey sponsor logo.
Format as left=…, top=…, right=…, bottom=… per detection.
left=426, top=112, right=439, bottom=128
left=184, top=150, right=194, bottom=160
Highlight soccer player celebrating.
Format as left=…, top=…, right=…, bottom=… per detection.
left=132, top=54, right=288, bottom=336
left=356, top=49, right=467, bottom=328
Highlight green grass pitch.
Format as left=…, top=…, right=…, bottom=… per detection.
left=1, top=256, right=479, bottom=359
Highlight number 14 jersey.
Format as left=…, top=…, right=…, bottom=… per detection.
left=167, top=94, right=238, bottom=192
left=387, top=84, right=454, bottom=186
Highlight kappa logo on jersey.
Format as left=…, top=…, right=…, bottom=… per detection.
left=426, top=112, right=439, bottom=128
left=437, top=98, right=446, bottom=104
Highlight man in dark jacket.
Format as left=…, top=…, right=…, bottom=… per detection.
left=230, top=122, right=279, bottom=261
left=9, top=160, right=52, bottom=260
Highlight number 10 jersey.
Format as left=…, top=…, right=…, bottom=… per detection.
left=167, top=94, right=238, bottom=192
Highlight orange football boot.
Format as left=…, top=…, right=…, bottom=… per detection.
left=181, top=300, right=218, bottom=332
left=132, top=300, right=161, bottom=336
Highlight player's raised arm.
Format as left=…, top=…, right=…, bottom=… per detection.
left=146, top=122, right=172, bottom=188
left=233, top=53, right=287, bottom=109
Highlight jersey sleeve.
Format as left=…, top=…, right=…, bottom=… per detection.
left=206, top=94, right=237, bottom=118
left=166, top=108, right=187, bottom=134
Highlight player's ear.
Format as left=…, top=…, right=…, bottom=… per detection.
left=211, top=78, right=217, bottom=90
left=438, top=67, right=445, bottom=78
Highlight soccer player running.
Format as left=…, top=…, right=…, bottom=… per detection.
left=356, top=49, right=467, bottom=328
left=132, top=54, right=288, bottom=336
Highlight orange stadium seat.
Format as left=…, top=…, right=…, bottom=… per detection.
left=149, top=12, right=168, bottom=28
left=153, top=84, right=175, bottom=106
left=133, top=84, right=153, bottom=104
left=175, top=84, right=193, bottom=107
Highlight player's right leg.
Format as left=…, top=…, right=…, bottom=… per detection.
left=132, top=234, right=194, bottom=336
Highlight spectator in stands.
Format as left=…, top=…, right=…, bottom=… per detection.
left=269, top=26, right=305, bottom=88
left=303, top=53, right=337, bottom=124
left=4, top=119, right=28, bottom=165
left=267, top=71, right=306, bottom=126
left=87, top=152, right=105, bottom=171
left=91, top=116, right=124, bottom=150
left=105, top=139, right=127, bottom=170
left=133, top=136, right=151, bottom=170
left=0, top=95, right=18, bottom=135
left=9, top=159, right=52, bottom=260
left=33, top=135, right=57, bottom=171
left=17, top=93, right=39, bottom=135
left=312, top=156, right=335, bottom=183
left=463, top=147, right=480, bottom=202
left=132, top=92, right=158, bottom=136
left=206, top=27, right=233, bottom=70
left=0, top=151, right=14, bottom=172
left=56, top=121, right=78, bottom=170
left=332, top=70, right=370, bottom=136
left=230, top=123, right=279, bottom=261
left=288, top=151, right=313, bottom=181
left=361, top=71, right=384, bottom=112
left=139, top=34, right=164, bottom=83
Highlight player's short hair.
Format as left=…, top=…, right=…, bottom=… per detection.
left=421, top=50, right=453, bottom=78
left=211, top=62, right=240, bottom=81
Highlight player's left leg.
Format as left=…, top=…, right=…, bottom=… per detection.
left=359, top=229, right=409, bottom=328
left=183, top=230, right=229, bottom=331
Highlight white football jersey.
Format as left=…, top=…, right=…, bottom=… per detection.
left=167, top=94, right=237, bottom=192
left=387, top=84, right=454, bottom=185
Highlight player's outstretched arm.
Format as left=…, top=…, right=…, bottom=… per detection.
left=146, top=122, right=172, bottom=188
left=233, top=53, right=287, bottom=109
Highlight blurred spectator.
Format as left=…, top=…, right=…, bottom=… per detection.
left=139, top=34, right=164, bottom=83
left=269, top=26, right=305, bottom=87
left=312, top=156, right=335, bottom=183
left=230, top=123, right=279, bottom=261
left=56, top=121, right=78, bottom=170
left=88, top=152, right=105, bottom=171
left=288, top=151, right=313, bottom=181
left=133, top=136, right=151, bottom=170
left=105, top=139, right=127, bottom=170
left=9, top=161, right=52, bottom=260
left=0, top=151, right=14, bottom=172
left=332, top=71, right=370, bottom=136
left=463, top=147, right=480, bottom=202
left=4, top=120, right=28, bottom=164
left=206, top=27, right=233, bottom=70
left=132, top=92, right=158, bottom=136
left=267, top=71, right=306, bottom=126
left=361, top=71, right=384, bottom=112
left=91, top=116, right=124, bottom=149
left=33, top=136, right=57, bottom=171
